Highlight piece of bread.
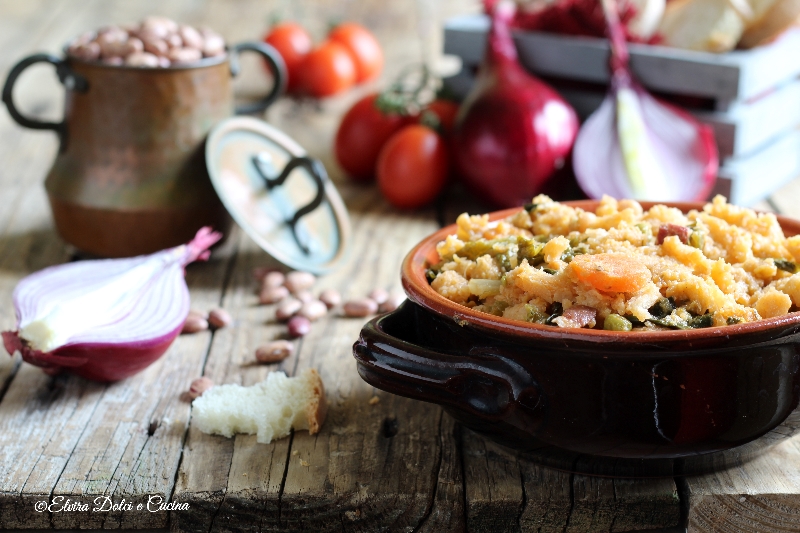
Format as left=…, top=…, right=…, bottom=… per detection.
left=658, top=0, right=745, bottom=52
left=739, top=0, right=800, bottom=48
left=191, top=368, right=327, bottom=444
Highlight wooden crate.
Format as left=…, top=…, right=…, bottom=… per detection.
left=442, top=14, right=800, bottom=205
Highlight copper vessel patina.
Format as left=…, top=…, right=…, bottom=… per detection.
left=3, top=43, right=285, bottom=257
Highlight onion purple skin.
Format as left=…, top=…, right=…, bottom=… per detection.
left=3, top=323, right=185, bottom=382
left=452, top=2, right=579, bottom=209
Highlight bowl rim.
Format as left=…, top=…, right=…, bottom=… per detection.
left=401, top=199, right=800, bottom=345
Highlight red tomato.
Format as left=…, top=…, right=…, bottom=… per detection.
left=377, top=125, right=448, bottom=209
left=335, top=94, right=415, bottom=181
left=263, top=22, right=312, bottom=93
left=422, top=99, right=460, bottom=135
left=329, top=23, right=383, bottom=84
left=298, top=41, right=356, bottom=97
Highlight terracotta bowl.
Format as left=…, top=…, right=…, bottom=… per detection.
left=353, top=201, right=800, bottom=477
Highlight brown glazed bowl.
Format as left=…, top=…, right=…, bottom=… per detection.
left=353, top=201, right=800, bottom=477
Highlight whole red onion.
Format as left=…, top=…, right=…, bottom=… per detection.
left=452, top=1, right=579, bottom=208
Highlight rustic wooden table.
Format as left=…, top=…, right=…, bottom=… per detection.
left=1, top=1, right=800, bottom=532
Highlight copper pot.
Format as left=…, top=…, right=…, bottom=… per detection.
left=2, top=43, right=285, bottom=257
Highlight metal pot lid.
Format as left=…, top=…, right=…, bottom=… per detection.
left=205, top=116, right=350, bottom=274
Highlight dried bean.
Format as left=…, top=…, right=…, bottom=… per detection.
left=208, top=308, right=233, bottom=329
left=182, top=315, right=209, bottom=334
left=287, top=316, right=311, bottom=338
left=285, top=271, right=316, bottom=293
left=319, top=289, right=341, bottom=309
left=97, top=31, right=129, bottom=58
left=344, top=298, right=378, bottom=317
left=295, top=291, right=314, bottom=303
left=298, top=300, right=327, bottom=321
left=157, top=56, right=171, bottom=68
left=140, top=32, right=169, bottom=56
left=255, top=340, right=294, bottom=363
left=102, top=56, right=124, bottom=66
left=201, top=31, right=225, bottom=57
left=68, top=41, right=101, bottom=61
left=179, top=25, right=204, bottom=49
left=368, top=288, right=389, bottom=305
left=275, top=297, right=302, bottom=321
left=259, top=285, right=289, bottom=304
left=188, top=377, right=213, bottom=399
left=125, top=51, right=159, bottom=67
left=379, top=290, right=406, bottom=313
left=262, top=271, right=285, bottom=289
left=168, top=47, right=202, bottom=64
left=165, top=33, right=183, bottom=49
left=142, top=16, right=178, bottom=37
left=123, top=37, right=144, bottom=55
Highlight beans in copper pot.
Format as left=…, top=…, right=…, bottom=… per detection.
left=295, top=291, right=315, bottom=303
left=285, top=271, right=316, bottom=293
left=188, top=377, right=213, bottom=399
left=66, top=17, right=226, bottom=67
left=208, top=308, right=233, bottom=329
left=275, top=297, right=302, bottom=321
left=299, top=300, right=327, bottom=321
left=259, top=285, right=289, bottom=305
left=287, top=316, right=311, bottom=338
left=319, top=289, right=341, bottom=309
left=255, top=340, right=294, bottom=364
left=344, top=298, right=378, bottom=317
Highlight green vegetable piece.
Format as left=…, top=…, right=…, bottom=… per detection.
left=544, top=302, right=563, bottom=326
left=468, top=278, right=502, bottom=298
left=689, top=230, right=704, bottom=250
left=543, top=268, right=558, bottom=275
left=517, top=237, right=545, bottom=264
left=688, top=313, right=713, bottom=328
left=425, top=269, right=437, bottom=283
left=525, top=304, right=547, bottom=323
left=726, top=317, right=741, bottom=325
left=635, top=223, right=651, bottom=235
left=774, top=259, right=798, bottom=274
left=604, top=314, right=632, bottom=331
left=624, top=314, right=645, bottom=327
left=648, top=297, right=675, bottom=319
left=496, top=253, right=512, bottom=272
left=523, top=203, right=538, bottom=214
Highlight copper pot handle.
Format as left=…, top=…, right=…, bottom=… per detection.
left=353, top=301, right=545, bottom=421
left=229, top=42, right=287, bottom=115
left=2, top=53, right=87, bottom=148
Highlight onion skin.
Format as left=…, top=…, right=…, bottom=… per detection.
left=2, top=227, right=220, bottom=382
left=3, top=327, right=181, bottom=382
left=453, top=2, right=579, bottom=208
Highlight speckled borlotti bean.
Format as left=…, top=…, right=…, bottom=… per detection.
left=182, top=314, right=209, bottom=334
left=262, top=271, right=285, bottom=289
left=284, top=271, right=316, bottom=293
left=255, top=340, right=294, bottom=364
left=275, top=297, right=302, bottom=321
left=379, top=290, right=406, bottom=313
left=344, top=298, right=378, bottom=317
left=298, top=300, right=327, bottom=321
left=168, top=47, right=202, bottom=64
left=125, top=51, right=159, bottom=67
left=287, top=316, right=311, bottom=338
left=188, top=377, right=213, bottom=399
left=319, top=289, right=341, bottom=309
left=208, top=308, right=233, bottom=329
left=294, top=291, right=314, bottom=304
left=259, top=285, right=289, bottom=305
left=368, top=288, right=389, bottom=305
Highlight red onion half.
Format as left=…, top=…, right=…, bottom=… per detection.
left=2, top=228, right=221, bottom=382
left=573, top=0, right=718, bottom=202
left=452, top=1, right=579, bottom=208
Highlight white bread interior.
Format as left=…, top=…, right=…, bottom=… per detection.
left=192, top=368, right=327, bottom=444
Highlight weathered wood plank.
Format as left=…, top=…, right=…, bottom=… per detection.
left=684, top=434, right=800, bottom=533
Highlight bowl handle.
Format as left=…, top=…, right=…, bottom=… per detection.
left=229, top=42, right=287, bottom=115
left=353, top=301, right=544, bottom=422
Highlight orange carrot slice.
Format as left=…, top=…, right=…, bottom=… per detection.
left=570, top=253, right=651, bottom=293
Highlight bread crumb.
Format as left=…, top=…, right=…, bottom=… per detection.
left=299, top=459, right=309, bottom=467
left=292, top=450, right=298, bottom=456
left=368, top=396, right=380, bottom=405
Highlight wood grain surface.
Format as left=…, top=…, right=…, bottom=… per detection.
left=0, top=1, right=798, bottom=532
